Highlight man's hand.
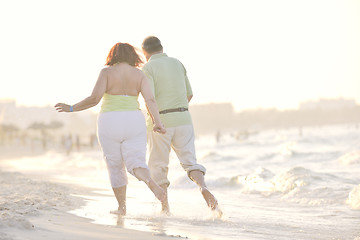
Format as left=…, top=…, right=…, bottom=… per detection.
left=153, top=123, right=166, bottom=134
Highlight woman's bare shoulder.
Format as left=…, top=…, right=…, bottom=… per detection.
left=131, top=67, right=146, bottom=78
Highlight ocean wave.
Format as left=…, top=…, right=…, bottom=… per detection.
left=225, top=167, right=318, bottom=193
left=338, top=151, right=360, bottom=165
left=236, top=167, right=320, bottom=197
left=277, top=141, right=297, bottom=156
left=207, top=166, right=342, bottom=205
left=236, top=167, right=275, bottom=194
left=346, top=184, right=360, bottom=210
left=270, top=167, right=324, bottom=193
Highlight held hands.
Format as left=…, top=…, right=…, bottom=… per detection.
left=153, top=122, right=166, bottom=134
left=54, top=103, right=71, bottom=112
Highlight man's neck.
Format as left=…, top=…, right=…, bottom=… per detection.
left=147, top=51, right=163, bottom=61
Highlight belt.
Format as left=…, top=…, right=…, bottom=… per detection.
left=159, top=107, right=188, bottom=114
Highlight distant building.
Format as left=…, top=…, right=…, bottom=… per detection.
left=0, top=99, right=16, bottom=109
left=190, top=103, right=235, bottom=134
left=0, top=99, right=97, bottom=136
left=299, top=98, right=357, bottom=111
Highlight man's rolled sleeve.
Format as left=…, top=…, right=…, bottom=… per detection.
left=182, top=64, right=193, bottom=97
left=142, top=66, right=156, bottom=96
left=185, top=75, right=193, bottom=97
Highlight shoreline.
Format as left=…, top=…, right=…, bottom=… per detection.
left=0, top=164, right=180, bottom=240
left=4, top=209, right=181, bottom=240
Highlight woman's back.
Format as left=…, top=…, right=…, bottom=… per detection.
left=105, top=63, right=143, bottom=96
left=100, top=63, right=144, bottom=113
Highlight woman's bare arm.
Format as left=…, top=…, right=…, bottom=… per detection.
left=55, top=68, right=108, bottom=112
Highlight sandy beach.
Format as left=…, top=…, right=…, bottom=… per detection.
left=0, top=147, right=179, bottom=240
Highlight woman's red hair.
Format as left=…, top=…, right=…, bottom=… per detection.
left=105, top=43, right=143, bottom=67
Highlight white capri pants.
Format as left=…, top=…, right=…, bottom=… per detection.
left=97, top=111, right=148, bottom=188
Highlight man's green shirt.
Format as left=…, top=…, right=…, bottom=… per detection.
left=142, top=53, right=193, bottom=128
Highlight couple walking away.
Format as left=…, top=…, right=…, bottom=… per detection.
left=55, top=36, right=221, bottom=216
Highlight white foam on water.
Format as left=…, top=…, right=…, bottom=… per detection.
left=347, top=184, right=360, bottom=210
left=338, top=151, right=360, bottom=165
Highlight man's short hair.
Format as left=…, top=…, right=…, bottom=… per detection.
left=142, top=36, right=163, bottom=54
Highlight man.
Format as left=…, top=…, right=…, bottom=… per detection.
left=141, top=36, right=220, bottom=214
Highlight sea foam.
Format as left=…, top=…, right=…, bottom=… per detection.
left=338, top=151, right=360, bottom=165
left=347, top=184, right=360, bottom=210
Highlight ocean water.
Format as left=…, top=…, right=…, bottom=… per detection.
left=2, top=124, right=360, bottom=240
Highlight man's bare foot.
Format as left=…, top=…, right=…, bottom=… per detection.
left=147, top=179, right=166, bottom=202
left=212, top=205, right=223, bottom=219
left=159, top=184, right=170, bottom=214
left=161, top=201, right=170, bottom=215
left=200, top=187, right=219, bottom=210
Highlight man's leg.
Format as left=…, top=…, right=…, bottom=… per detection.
left=172, top=125, right=221, bottom=212
left=189, top=170, right=219, bottom=210
left=147, top=128, right=174, bottom=213
left=159, top=184, right=170, bottom=213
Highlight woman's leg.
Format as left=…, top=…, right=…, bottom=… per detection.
left=112, top=185, right=127, bottom=215
left=120, top=111, right=165, bottom=205
left=133, top=167, right=166, bottom=202
left=98, top=113, right=128, bottom=215
left=102, top=156, right=128, bottom=214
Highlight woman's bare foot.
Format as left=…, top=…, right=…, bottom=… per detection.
left=200, top=187, right=219, bottom=210
left=147, top=179, right=166, bottom=203
left=111, top=186, right=126, bottom=215
left=110, top=205, right=126, bottom=216
left=118, top=205, right=126, bottom=215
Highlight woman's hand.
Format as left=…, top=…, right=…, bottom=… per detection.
left=153, top=122, right=166, bottom=134
left=54, top=103, right=71, bottom=112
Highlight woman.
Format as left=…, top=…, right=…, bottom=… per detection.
left=55, top=42, right=166, bottom=215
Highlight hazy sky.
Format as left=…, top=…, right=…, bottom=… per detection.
left=1, top=0, right=359, bottom=111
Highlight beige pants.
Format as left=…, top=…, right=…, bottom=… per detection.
left=147, top=124, right=206, bottom=186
